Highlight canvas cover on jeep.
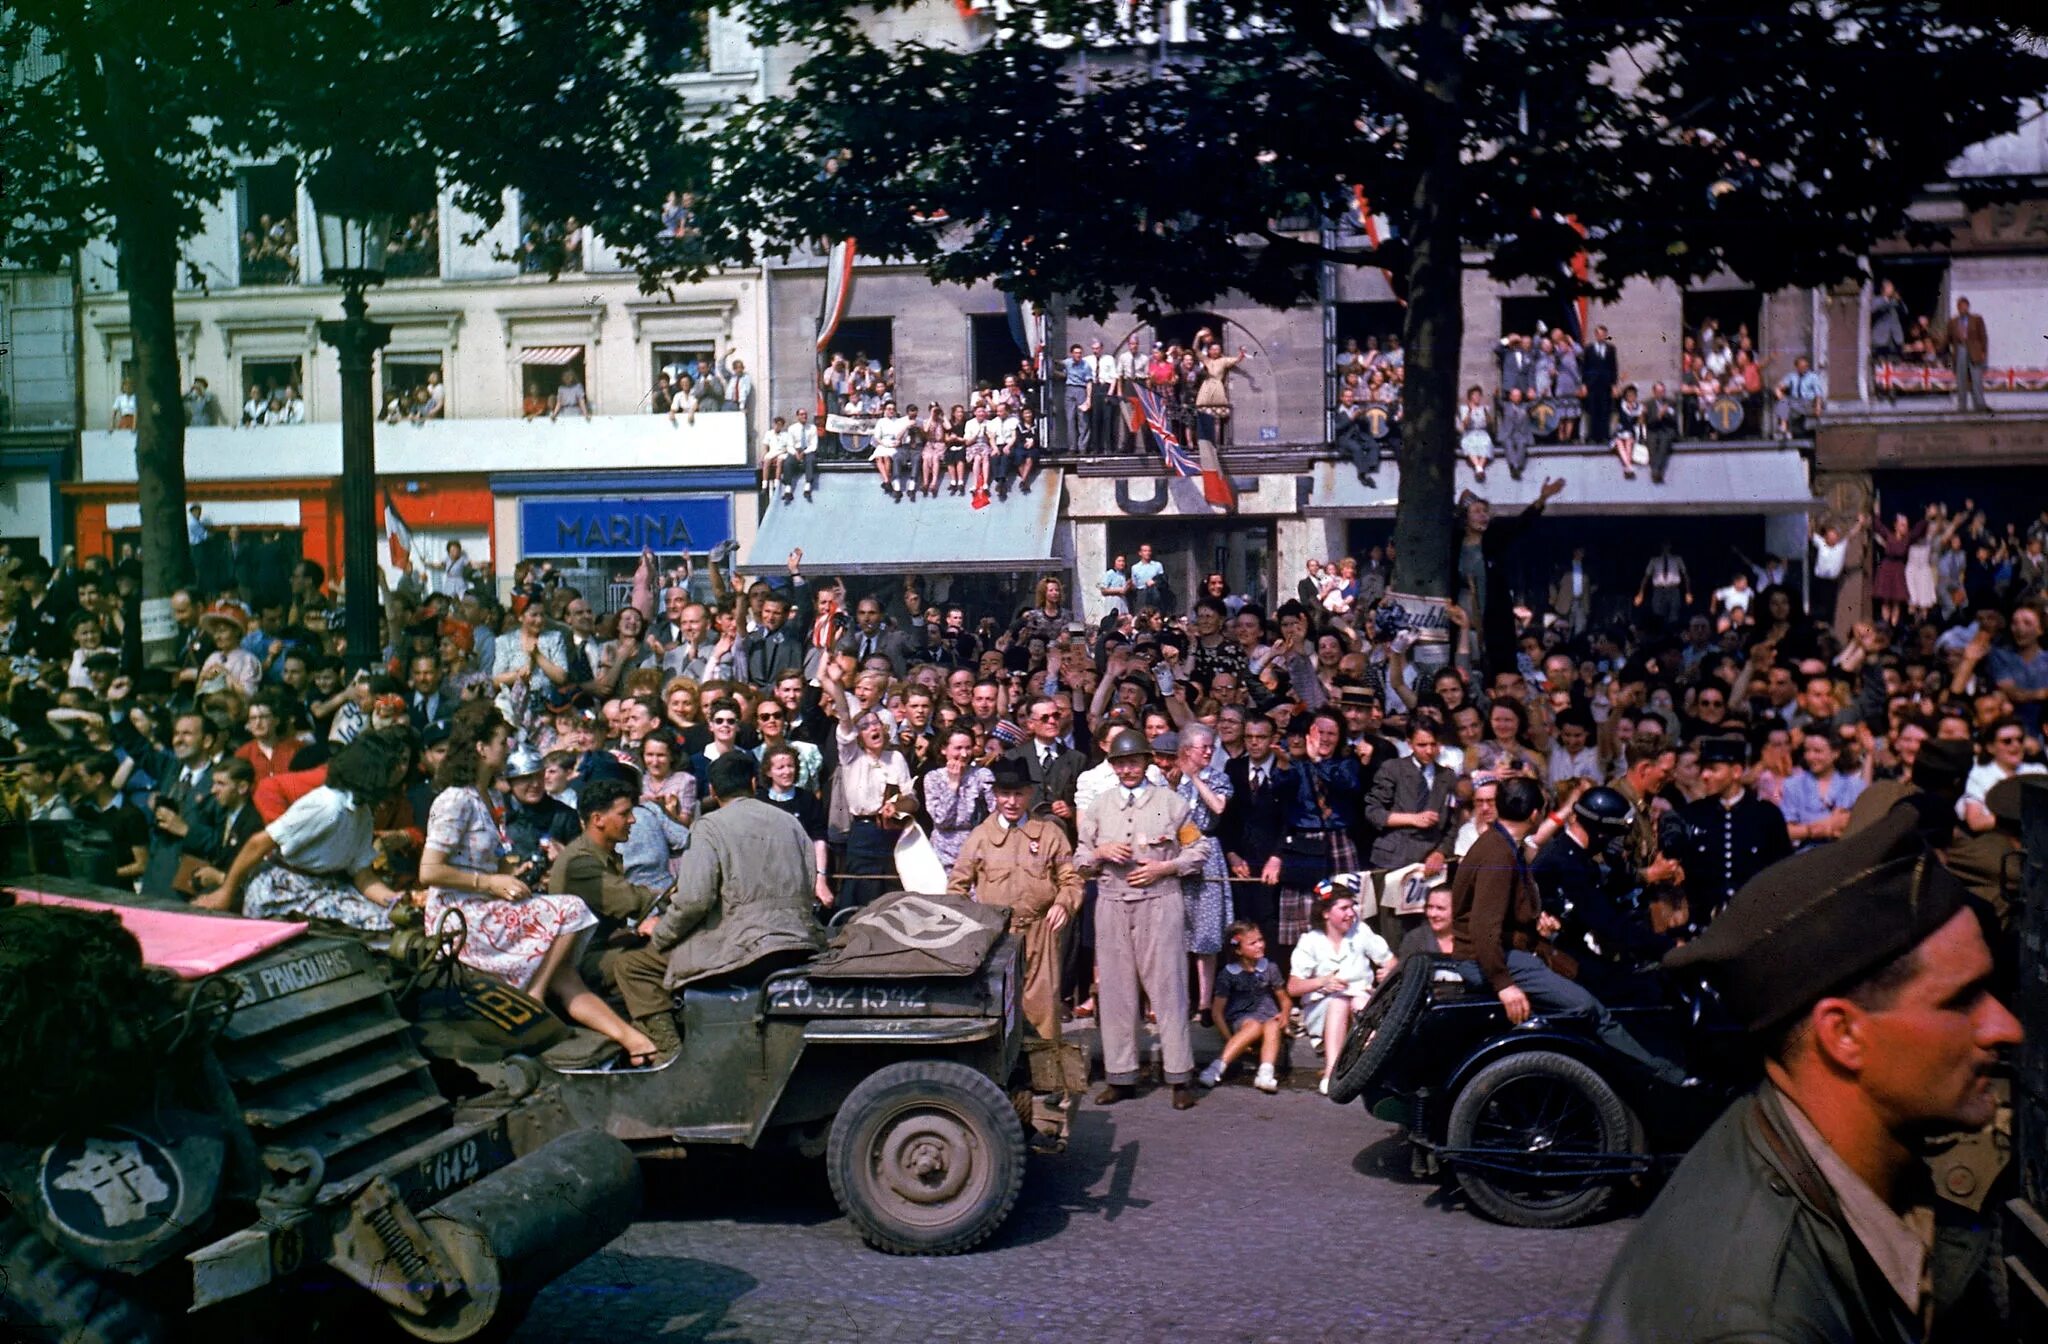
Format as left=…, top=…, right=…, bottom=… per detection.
left=806, top=891, right=1009, bottom=979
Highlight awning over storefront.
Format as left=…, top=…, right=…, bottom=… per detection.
left=1305, top=445, right=1814, bottom=515
left=740, top=470, right=1065, bottom=576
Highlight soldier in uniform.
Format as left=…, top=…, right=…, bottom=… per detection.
left=609, top=754, right=825, bottom=1062
left=545, top=776, right=666, bottom=1041
left=948, top=755, right=1083, bottom=1042
left=1075, top=728, right=1213, bottom=1110
left=1532, top=786, right=1681, bottom=1005
left=1582, top=809, right=2023, bottom=1343
left=1659, top=735, right=1791, bottom=928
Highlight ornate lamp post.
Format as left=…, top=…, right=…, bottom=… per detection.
left=311, top=152, right=395, bottom=673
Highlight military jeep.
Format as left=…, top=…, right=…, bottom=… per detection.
left=545, top=899, right=1074, bottom=1257
left=0, top=879, right=641, bottom=1344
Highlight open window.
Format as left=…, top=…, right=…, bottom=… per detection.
left=237, top=160, right=301, bottom=286
left=824, top=317, right=893, bottom=376
left=1682, top=288, right=1763, bottom=355
left=1499, top=295, right=1580, bottom=344
left=240, top=357, right=304, bottom=423
left=968, top=314, right=1028, bottom=396
left=519, top=346, right=587, bottom=416
left=381, top=353, right=445, bottom=418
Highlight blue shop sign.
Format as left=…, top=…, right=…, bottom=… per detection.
left=521, top=495, right=734, bottom=557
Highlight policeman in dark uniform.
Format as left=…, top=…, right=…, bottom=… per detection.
left=1533, top=786, right=1679, bottom=1005
left=1658, top=735, right=1790, bottom=928
left=1582, top=809, right=2023, bottom=1343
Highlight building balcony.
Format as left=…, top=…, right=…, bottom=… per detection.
left=75, top=412, right=748, bottom=486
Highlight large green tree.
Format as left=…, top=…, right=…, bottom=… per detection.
left=700, top=0, right=2047, bottom=596
left=0, top=1, right=714, bottom=659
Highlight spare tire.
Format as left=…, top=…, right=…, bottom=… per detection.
left=1325, top=959, right=1430, bottom=1104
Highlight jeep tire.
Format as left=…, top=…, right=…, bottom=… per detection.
left=826, top=1060, right=1024, bottom=1255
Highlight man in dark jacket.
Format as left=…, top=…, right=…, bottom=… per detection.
left=1003, top=693, right=1087, bottom=839
left=1451, top=776, right=1683, bottom=1082
left=1582, top=810, right=2023, bottom=1343
left=1460, top=479, right=1565, bottom=681
left=1582, top=325, right=1619, bottom=444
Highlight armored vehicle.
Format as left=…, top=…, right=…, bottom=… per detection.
left=0, top=880, right=640, bottom=1343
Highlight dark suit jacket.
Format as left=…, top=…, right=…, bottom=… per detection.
left=1499, top=347, right=1536, bottom=396
left=407, top=687, right=450, bottom=731
left=138, top=754, right=219, bottom=896
left=1362, top=754, right=1458, bottom=869
left=1003, top=743, right=1086, bottom=837
left=1583, top=341, right=1619, bottom=391
left=835, top=625, right=916, bottom=678
left=1222, top=753, right=1289, bottom=867
left=187, top=801, right=262, bottom=867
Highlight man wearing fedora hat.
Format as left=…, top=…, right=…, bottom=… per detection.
left=948, top=754, right=1082, bottom=1042
left=1583, top=809, right=2023, bottom=1342
left=1659, top=734, right=1791, bottom=927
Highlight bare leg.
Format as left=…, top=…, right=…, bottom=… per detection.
left=1257, top=1016, right=1282, bottom=1066
left=874, top=456, right=893, bottom=487
left=532, top=929, right=656, bottom=1058
left=1320, top=997, right=1352, bottom=1083
left=1218, top=1018, right=1264, bottom=1066
left=1193, top=953, right=1215, bottom=1017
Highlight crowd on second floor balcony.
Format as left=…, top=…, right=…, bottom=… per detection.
left=239, top=215, right=300, bottom=286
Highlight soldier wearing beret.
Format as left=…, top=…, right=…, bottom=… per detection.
left=1659, top=734, right=1791, bottom=926
left=948, top=755, right=1083, bottom=1042
left=1582, top=809, right=2023, bottom=1343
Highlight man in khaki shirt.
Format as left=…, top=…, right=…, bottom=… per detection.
left=1075, top=729, right=1213, bottom=1110
left=949, top=756, right=1083, bottom=1043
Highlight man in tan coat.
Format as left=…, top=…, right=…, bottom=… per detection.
left=1075, top=729, right=1213, bottom=1110
left=948, top=755, right=1082, bottom=1043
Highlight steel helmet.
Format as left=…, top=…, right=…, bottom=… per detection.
left=1573, top=786, right=1636, bottom=835
left=1105, top=728, right=1151, bottom=761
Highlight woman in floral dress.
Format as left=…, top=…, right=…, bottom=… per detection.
left=421, top=702, right=658, bottom=1066
left=918, top=727, right=994, bottom=872
left=1167, top=723, right=1234, bottom=1016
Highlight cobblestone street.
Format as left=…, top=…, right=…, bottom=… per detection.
left=515, top=1075, right=1632, bottom=1343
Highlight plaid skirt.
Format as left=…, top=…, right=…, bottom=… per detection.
left=1277, top=829, right=1358, bottom=945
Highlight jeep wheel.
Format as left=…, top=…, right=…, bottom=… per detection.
left=827, top=1060, right=1024, bottom=1255
left=2, top=1214, right=164, bottom=1344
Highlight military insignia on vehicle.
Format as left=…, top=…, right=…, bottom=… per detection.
left=40, top=1130, right=182, bottom=1242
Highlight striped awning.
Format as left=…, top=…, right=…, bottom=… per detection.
left=519, top=345, right=585, bottom=366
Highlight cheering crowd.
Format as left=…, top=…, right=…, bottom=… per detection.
left=2, top=473, right=2043, bottom=1084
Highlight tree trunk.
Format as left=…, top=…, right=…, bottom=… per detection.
left=102, top=59, right=193, bottom=666
left=1390, top=0, right=1469, bottom=603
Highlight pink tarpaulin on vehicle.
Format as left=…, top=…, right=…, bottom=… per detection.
left=12, top=889, right=306, bottom=979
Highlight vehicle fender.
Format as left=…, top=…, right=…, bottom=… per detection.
left=1439, top=1029, right=1615, bottom=1112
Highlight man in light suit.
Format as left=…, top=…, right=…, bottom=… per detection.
left=1362, top=721, right=1458, bottom=872
left=1497, top=333, right=1537, bottom=400
left=1076, top=729, right=1212, bottom=1110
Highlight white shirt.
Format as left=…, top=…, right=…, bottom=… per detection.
left=871, top=414, right=913, bottom=453
left=1961, top=759, right=2046, bottom=811
left=1289, top=925, right=1395, bottom=1004
left=1547, top=743, right=1603, bottom=784
left=989, top=414, right=1019, bottom=449
left=761, top=427, right=792, bottom=462
left=267, top=785, right=379, bottom=875
left=1088, top=354, right=1120, bottom=384
left=1714, top=584, right=1754, bottom=614
left=1812, top=535, right=1850, bottom=580
left=788, top=421, right=818, bottom=456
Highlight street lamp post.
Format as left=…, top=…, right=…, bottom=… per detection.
left=312, top=167, right=394, bottom=674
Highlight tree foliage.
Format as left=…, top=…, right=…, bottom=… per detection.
left=698, top=1, right=2046, bottom=598
left=702, top=1, right=2046, bottom=316
left=0, top=1, right=719, bottom=641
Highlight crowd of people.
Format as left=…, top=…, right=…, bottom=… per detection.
left=3, top=467, right=2043, bottom=1091
left=238, top=213, right=300, bottom=285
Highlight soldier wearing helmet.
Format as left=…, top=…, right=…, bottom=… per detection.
left=1532, top=784, right=1682, bottom=1005
left=1074, top=728, right=1213, bottom=1110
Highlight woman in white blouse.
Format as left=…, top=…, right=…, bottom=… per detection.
left=1287, top=887, right=1397, bottom=1095
left=824, top=656, right=913, bottom=909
